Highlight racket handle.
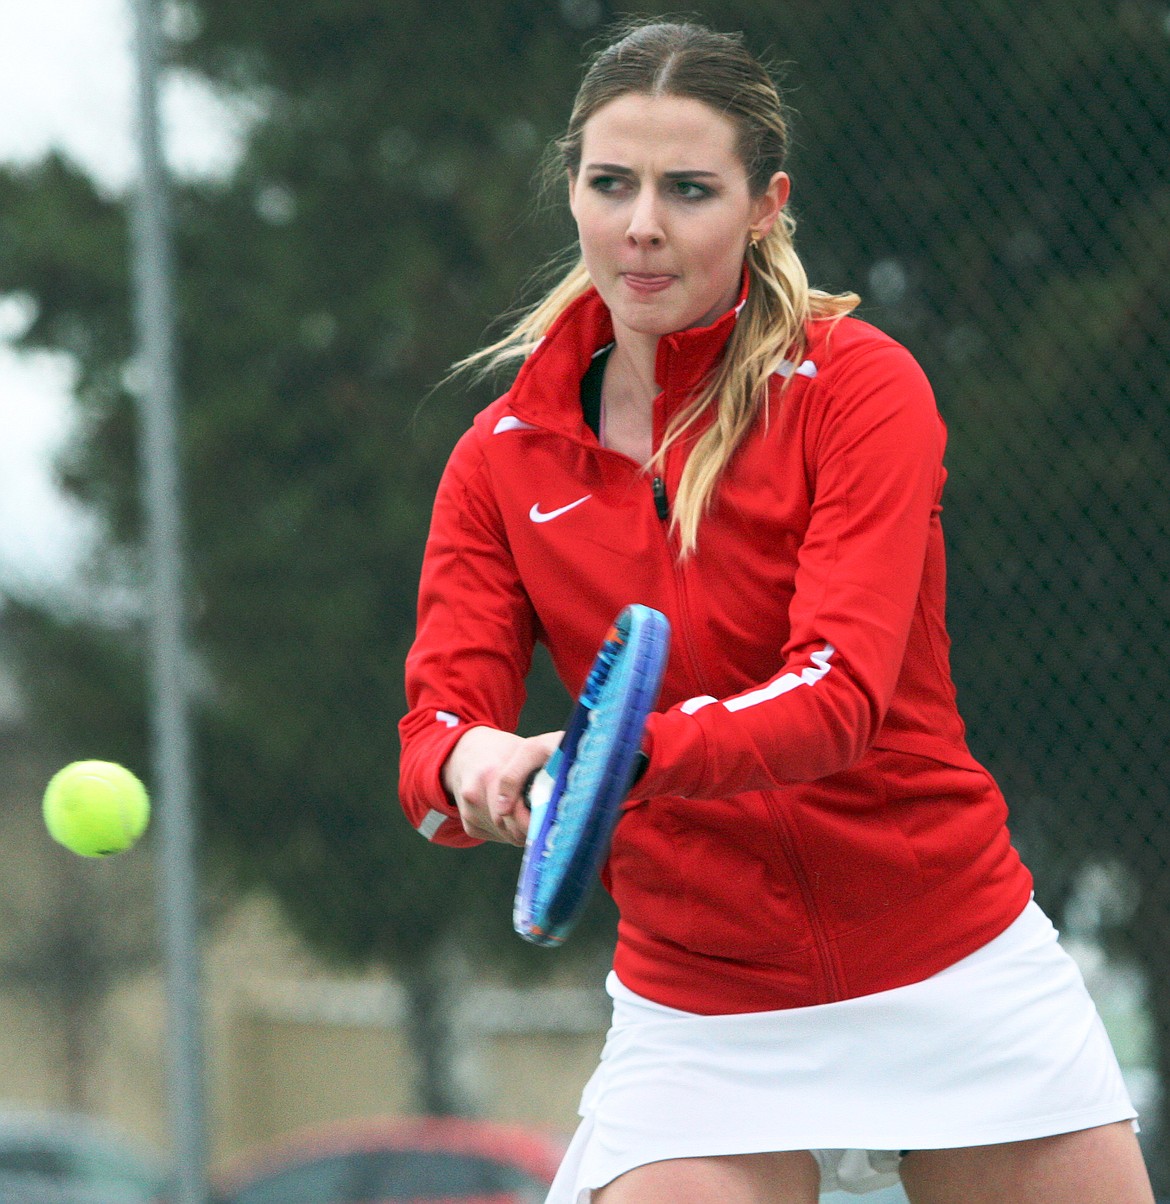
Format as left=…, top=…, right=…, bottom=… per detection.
left=628, top=750, right=649, bottom=789
left=523, top=750, right=561, bottom=812
left=521, top=768, right=539, bottom=809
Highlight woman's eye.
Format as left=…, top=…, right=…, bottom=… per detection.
left=673, top=180, right=711, bottom=200
left=589, top=175, right=626, bottom=194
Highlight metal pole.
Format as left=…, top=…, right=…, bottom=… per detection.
left=127, top=0, right=208, bottom=1200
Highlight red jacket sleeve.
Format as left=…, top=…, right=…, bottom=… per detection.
left=634, top=340, right=947, bottom=799
left=397, top=428, right=538, bottom=846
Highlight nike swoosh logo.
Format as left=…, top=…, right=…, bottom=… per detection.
left=529, top=494, right=592, bottom=523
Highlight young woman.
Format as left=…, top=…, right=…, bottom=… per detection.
left=398, top=20, right=1153, bottom=1204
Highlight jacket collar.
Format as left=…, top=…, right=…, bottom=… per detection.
left=504, top=269, right=750, bottom=437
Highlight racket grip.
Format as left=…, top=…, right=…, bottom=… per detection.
left=521, top=768, right=538, bottom=809
left=629, top=750, right=649, bottom=786
left=524, top=749, right=561, bottom=813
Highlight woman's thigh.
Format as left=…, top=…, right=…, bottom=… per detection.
left=591, top=1150, right=821, bottom=1204
left=900, top=1121, right=1154, bottom=1204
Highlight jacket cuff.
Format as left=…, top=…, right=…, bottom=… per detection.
left=626, top=710, right=708, bottom=800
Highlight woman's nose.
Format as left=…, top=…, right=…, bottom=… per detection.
left=626, top=188, right=664, bottom=246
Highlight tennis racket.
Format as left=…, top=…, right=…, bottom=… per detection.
left=513, top=604, right=670, bottom=947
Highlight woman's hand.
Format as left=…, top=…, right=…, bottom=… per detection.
left=441, top=726, right=562, bottom=846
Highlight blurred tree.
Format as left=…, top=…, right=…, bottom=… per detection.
left=0, top=0, right=623, bottom=1114
left=0, top=836, right=158, bottom=1112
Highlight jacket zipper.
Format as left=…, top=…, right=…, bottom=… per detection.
left=579, top=429, right=709, bottom=698
left=651, top=476, right=669, bottom=520
left=650, top=472, right=718, bottom=701
left=654, top=470, right=842, bottom=1001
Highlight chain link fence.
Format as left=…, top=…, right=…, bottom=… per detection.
left=762, top=0, right=1169, bottom=1186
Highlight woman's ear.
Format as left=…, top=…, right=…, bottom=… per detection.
left=751, top=171, right=791, bottom=240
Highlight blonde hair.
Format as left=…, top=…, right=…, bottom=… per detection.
left=460, top=21, right=859, bottom=554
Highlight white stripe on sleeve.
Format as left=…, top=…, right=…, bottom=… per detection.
left=723, top=645, right=836, bottom=713
left=417, top=810, right=448, bottom=841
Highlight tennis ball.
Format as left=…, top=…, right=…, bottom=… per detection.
left=43, top=760, right=151, bottom=857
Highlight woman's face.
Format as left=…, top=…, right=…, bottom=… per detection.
left=568, top=93, right=789, bottom=342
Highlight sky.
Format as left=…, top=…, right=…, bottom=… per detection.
left=0, top=0, right=239, bottom=589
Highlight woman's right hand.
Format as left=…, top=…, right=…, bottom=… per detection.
left=441, top=726, right=562, bottom=847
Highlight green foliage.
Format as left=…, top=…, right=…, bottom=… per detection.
left=0, top=0, right=626, bottom=984
left=0, top=156, right=139, bottom=532
left=160, top=1, right=613, bottom=976
left=0, top=597, right=147, bottom=768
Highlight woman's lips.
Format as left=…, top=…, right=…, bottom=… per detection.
left=621, top=272, right=676, bottom=295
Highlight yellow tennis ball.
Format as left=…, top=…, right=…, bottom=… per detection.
left=43, top=760, right=151, bottom=857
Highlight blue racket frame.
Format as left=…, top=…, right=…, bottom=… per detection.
left=514, top=604, right=670, bottom=947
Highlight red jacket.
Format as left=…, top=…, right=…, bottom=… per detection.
left=399, top=286, right=1032, bottom=1014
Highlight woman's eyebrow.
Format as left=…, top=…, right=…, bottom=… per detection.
left=583, top=162, right=722, bottom=179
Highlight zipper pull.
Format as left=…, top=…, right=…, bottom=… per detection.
left=651, top=476, right=669, bottom=521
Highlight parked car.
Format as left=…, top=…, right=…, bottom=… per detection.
left=0, top=1108, right=169, bottom=1203
left=208, top=1114, right=566, bottom=1204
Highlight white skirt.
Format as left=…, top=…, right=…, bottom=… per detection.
left=545, top=902, right=1136, bottom=1200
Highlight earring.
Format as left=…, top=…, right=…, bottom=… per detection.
left=749, top=232, right=760, bottom=251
